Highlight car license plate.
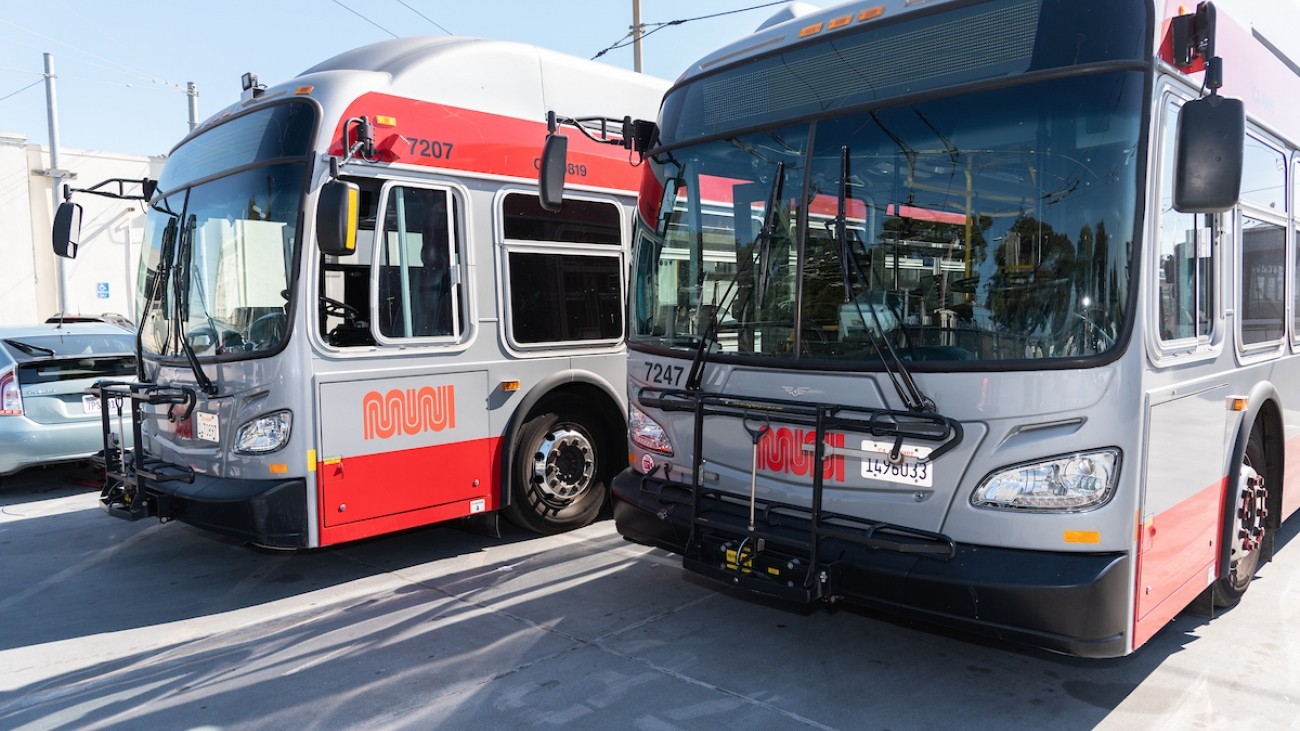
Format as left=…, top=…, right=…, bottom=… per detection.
left=82, top=394, right=102, bottom=415
left=859, top=439, right=934, bottom=487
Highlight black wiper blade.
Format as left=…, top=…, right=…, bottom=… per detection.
left=685, top=162, right=785, bottom=391
left=3, top=338, right=56, bottom=357
left=172, top=213, right=217, bottom=396
left=834, top=146, right=933, bottom=413
left=754, top=161, right=785, bottom=311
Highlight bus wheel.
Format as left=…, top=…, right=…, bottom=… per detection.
left=505, top=398, right=607, bottom=534
left=1210, top=427, right=1270, bottom=608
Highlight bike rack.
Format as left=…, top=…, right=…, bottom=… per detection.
left=638, top=386, right=964, bottom=602
left=89, top=381, right=197, bottom=521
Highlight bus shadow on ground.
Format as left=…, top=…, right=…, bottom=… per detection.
left=0, top=477, right=560, bottom=653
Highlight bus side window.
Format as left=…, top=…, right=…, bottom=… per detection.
left=501, top=193, right=623, bottom=345
left=1157, top=100, right=1215, bottom=344
left=376, top=186, right=461, bottom=341
left=1238, top=135, right=1286, bottom=347
left=1293, top=158, right=1300, bottom=345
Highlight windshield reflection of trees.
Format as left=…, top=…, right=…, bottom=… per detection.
left=637, top=72, right=1137, bottom=363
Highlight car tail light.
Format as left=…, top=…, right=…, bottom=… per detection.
left=0, top=369, right=22, bottom=415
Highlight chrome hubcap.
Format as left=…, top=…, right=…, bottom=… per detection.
left=530, top=425, right=595, bottom=503
left=1231, top=466, right=1267, bottom=561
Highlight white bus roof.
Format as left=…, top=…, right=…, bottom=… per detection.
left=292, top=36, right=668, bottom=126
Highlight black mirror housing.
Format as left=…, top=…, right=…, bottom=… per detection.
left=52, top=201, right=83, bottom=259
left=1174, top=94, right=1244, bottom=214
left=538, top=134, right=568, bottom=212
left=317, top=180, right=360, bottom=256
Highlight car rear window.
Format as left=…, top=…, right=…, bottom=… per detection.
left=3, top=332, right=136, bottom=385
left=2, top=333, right=135, bottom=361
left=17, top=356, right=135, bottom=385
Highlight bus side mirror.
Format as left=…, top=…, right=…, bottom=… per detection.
left=317, top=179, right=359, bottom=256
left=1174, top=94, right=1244, bottom=213
left=538, top=133, right=568, bottom=212
left=52, top=201, right=83, bottom=259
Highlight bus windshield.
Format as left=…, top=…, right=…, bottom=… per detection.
left=632, top=71, right=1143, bottom=364
left=138, top=103, right=315, bottom=359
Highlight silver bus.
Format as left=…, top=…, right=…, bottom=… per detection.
left=595, top=0, right=1299, bottom=656
left=53, top=37, right=667, bottom=548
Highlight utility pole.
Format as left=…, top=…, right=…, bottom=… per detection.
left=187, top=82, right=199, bottom=131
left=44, top=52, right=68, bottom=315
left=632, top=0, right=643, bottom=73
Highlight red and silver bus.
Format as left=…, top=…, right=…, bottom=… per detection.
left=53, top=37, right=667, bottom=548
left=581, top=0, right=1299, bottom=656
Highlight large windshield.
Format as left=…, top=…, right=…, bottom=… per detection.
left=138, top=103, right=315, bottom=359
left=631, top=71, right=1142, bottom=365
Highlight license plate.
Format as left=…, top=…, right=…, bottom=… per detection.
left=82, top=394, right=101, bottom=415
left=859, top=439, right=934, bottom=487
left=196, top=411, right=220, bottom=442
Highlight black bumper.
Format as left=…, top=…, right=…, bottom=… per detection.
left=147, top=474, right=308, bottom=548
left=612, top=468, right=1130, bottom=658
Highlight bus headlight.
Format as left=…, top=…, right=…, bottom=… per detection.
left=971, top=449, right=1119, bottom=512
left=235, top=410, right=292, bottom=454
left=629, top=404, right=673, bottom=456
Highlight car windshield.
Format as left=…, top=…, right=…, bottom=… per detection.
left=631, top=71, right=1142, bottom=365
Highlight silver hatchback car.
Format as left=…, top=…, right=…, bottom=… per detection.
left=0, top=322, right=136, bottom=477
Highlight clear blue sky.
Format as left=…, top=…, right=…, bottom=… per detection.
left=0, top=0, right=1293, bottom=158
left=0, top=1, right=814, bottom=156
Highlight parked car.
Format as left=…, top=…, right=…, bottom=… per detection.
left=45, top=312, right=134, bottom=329
left=0, top=321, right=136, bottom=477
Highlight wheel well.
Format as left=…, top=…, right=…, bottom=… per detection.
left=1257, top=399, right=1285, bottom=533
left=497, top=382, right=627, bottom=509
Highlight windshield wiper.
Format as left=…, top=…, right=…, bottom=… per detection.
left=834, top=146, right=934, bottom=413
left=686, top=162, right=785, bottom=391
left=3, top=339, right=56, bottom=357
left=754, top=161, right=785, bottom=311
left=173, top=213, right=217, bottom=396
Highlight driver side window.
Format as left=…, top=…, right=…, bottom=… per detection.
left=318, top=183, right=464, bottom=347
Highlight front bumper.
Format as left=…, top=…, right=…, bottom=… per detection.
left=133, top=473, right=308, bottom=548
left=612, top=468, right=1130, bottom=658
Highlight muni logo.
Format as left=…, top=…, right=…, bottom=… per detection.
left=757, top=427, right=845, bottom=482
left=362, top=385, right=456, bottom=440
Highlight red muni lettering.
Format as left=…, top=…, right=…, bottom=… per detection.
left=756, top=427, right=844, bottom=482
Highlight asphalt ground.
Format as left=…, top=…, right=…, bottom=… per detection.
left=1, top=463, right=1297, bottom=730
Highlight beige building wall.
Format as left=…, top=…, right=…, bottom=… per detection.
left=1, top=131, right=164, bottom=327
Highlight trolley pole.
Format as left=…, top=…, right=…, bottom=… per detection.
left=187, top=82, right=199, bottom=131
left=632, top=0, right=643, bottom=73
left=44, top=52, right=68, bottom=316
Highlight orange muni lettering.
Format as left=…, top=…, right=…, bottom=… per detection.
left=362, top=385, right=456, bottom=439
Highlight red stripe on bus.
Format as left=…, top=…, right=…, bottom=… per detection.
left=1132, top=477, right=1223, bottom=649
left=1134, top=430, right=1300, bottom=649
left=330, top=94, right=643, bottom=191
left=317, top=436, right=502, bottom=547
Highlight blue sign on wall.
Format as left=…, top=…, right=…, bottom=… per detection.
left=96, top=282, right=110, bottom=299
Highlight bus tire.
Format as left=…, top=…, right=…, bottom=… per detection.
left=504, top=397, right=608, bottom=534
left=1209, top=426, right=1270, bottom=608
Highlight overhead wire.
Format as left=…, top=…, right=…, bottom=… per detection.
left=0, top=17, right=187, bottom=92
left=0, top=78, right=43, bottom=104
left=330, top=0, right=400, bottom=38
left=592, top=0, right=791, bottom=60
left=394, top=0, right=453, bottom=35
